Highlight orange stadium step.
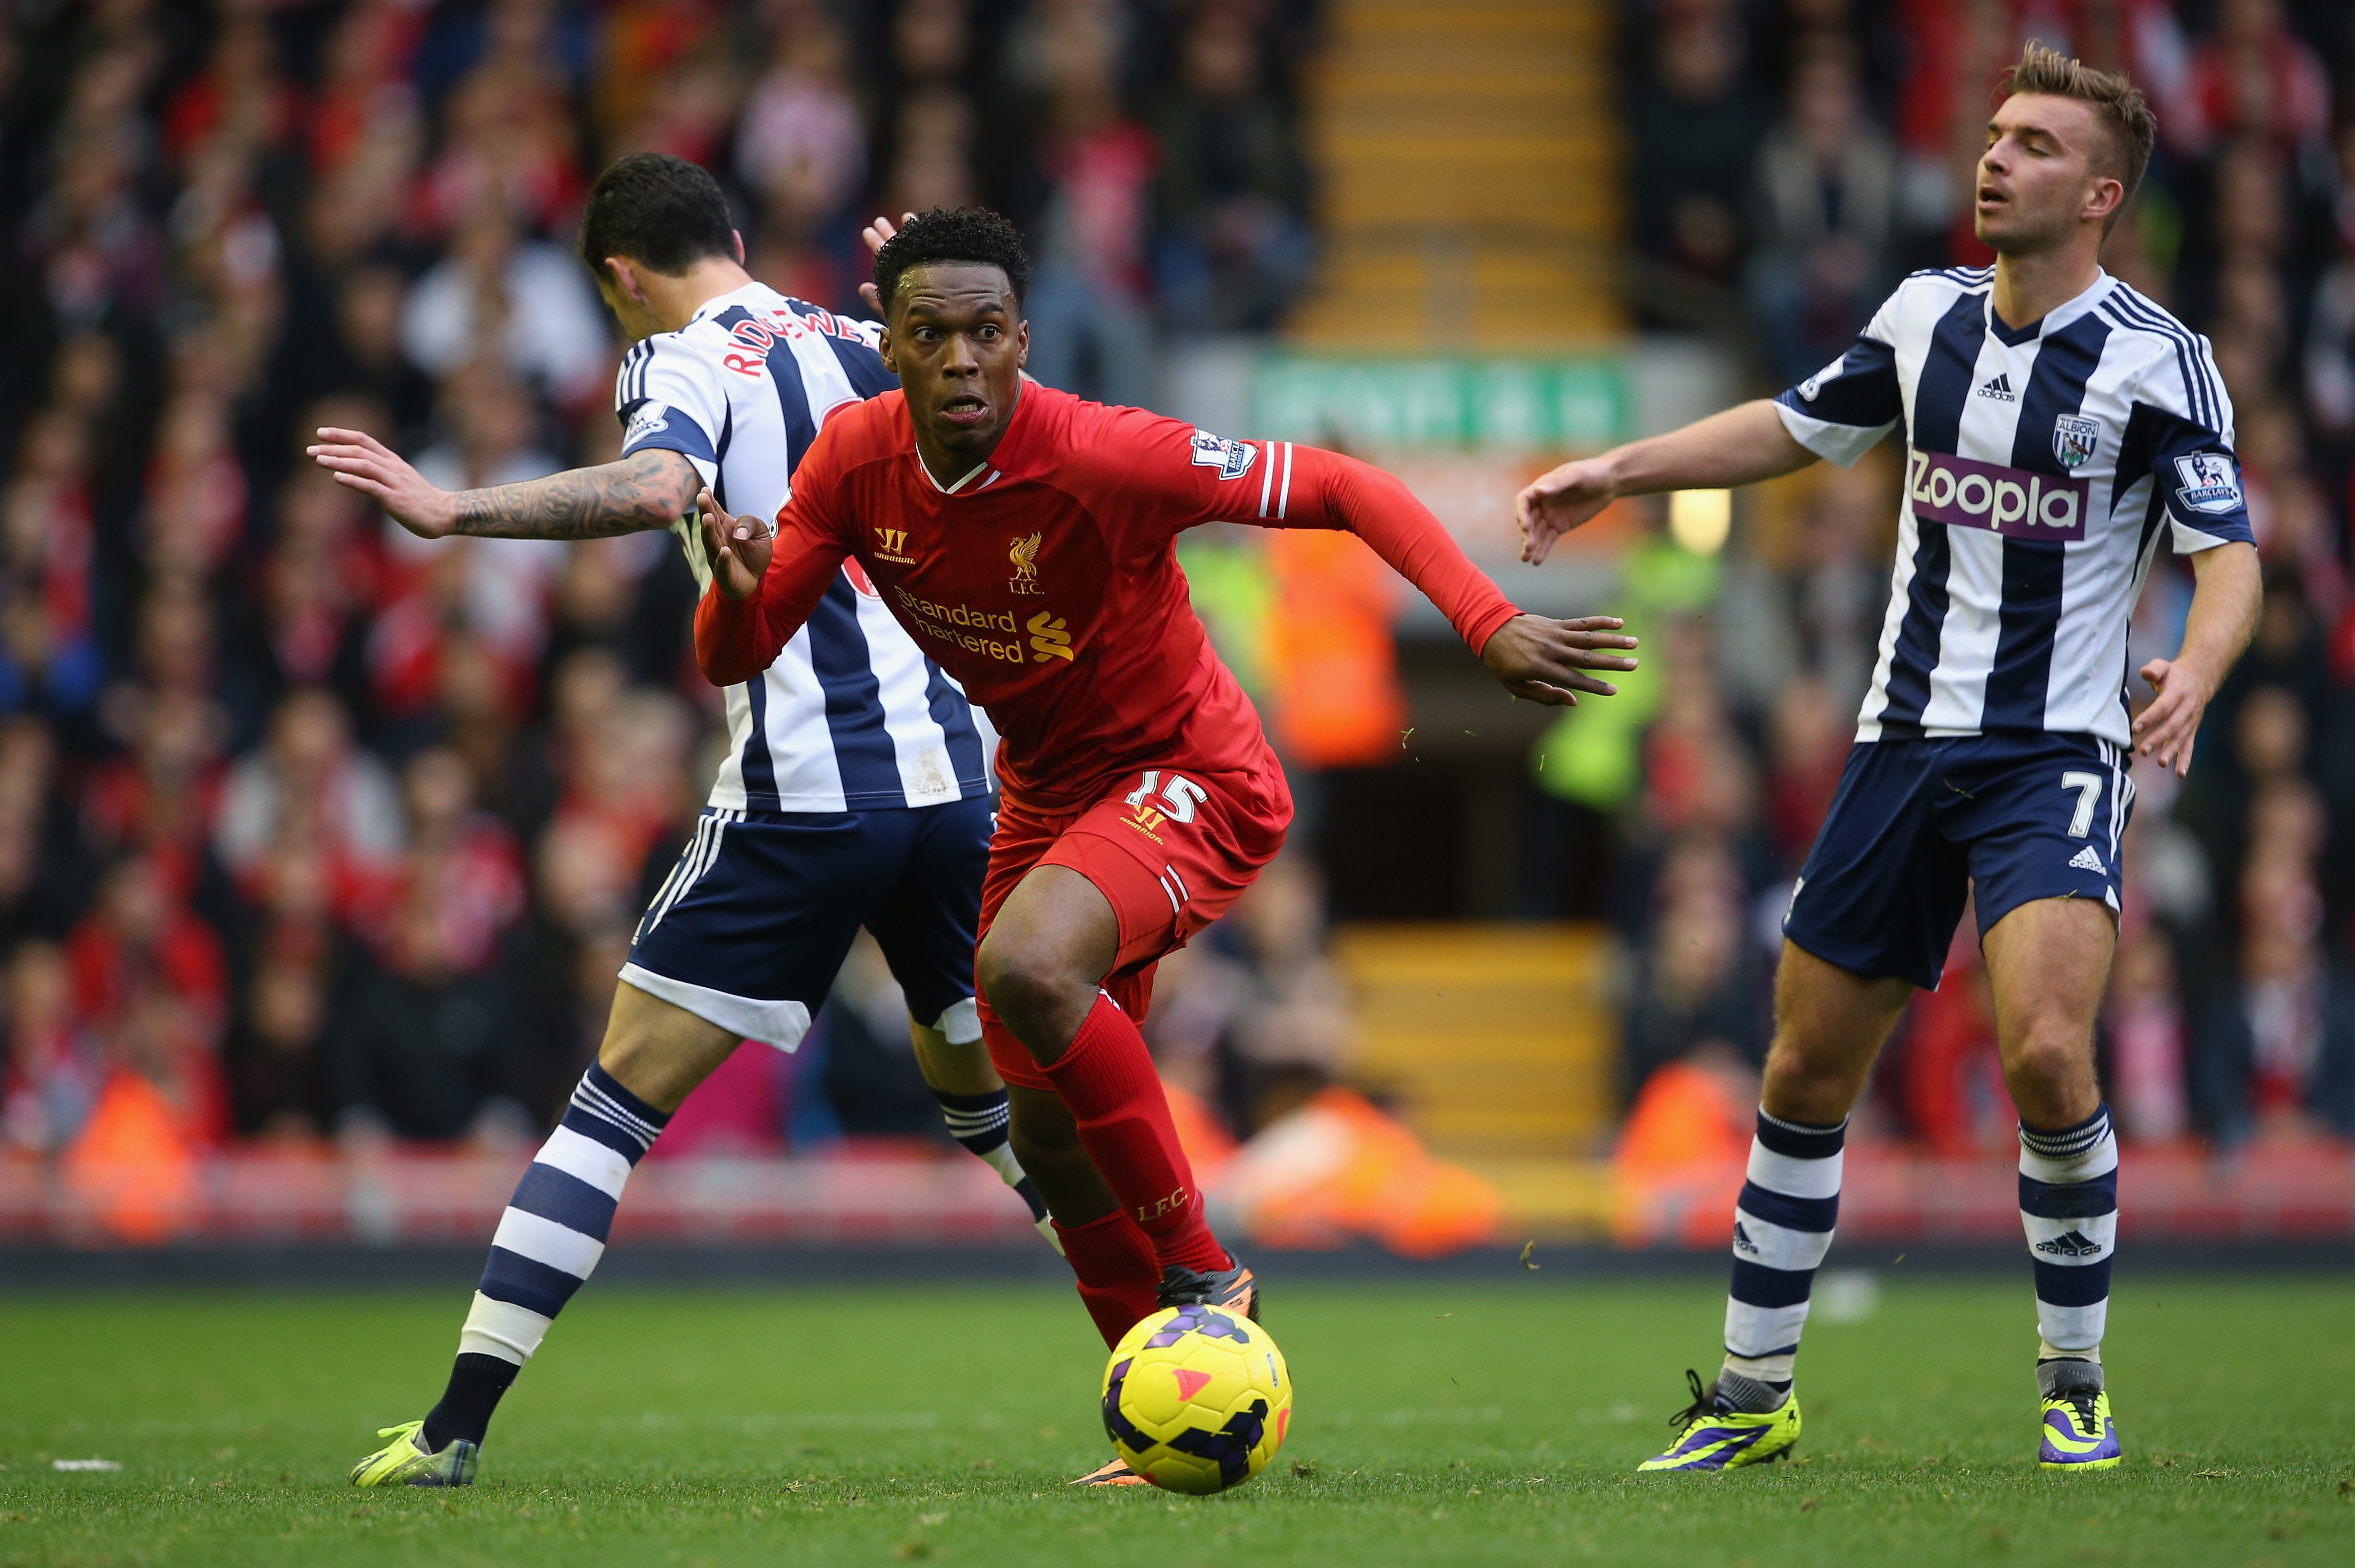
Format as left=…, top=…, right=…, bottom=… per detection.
left=1290, top=0, right=1623, bottom=350
left=1330, top=923, right=1619, bottom=1161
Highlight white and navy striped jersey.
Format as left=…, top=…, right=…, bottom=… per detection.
left=615, top=282, right=995, bottom=812
left=1776, top=267, right=2254, bottom=749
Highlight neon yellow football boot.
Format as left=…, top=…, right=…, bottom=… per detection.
left=2038, top=1387, right=2121, bottom=1469
left=1637, top=1370, right=1802, bottom=1473
left=351, top=1419, right=478, bottom=1487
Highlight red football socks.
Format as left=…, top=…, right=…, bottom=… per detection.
left=1053, top=1210, right=1162, bottom=1347
left=1043, top=992, right=1230, bottom=1274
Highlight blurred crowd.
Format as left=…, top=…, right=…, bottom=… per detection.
left=0, top=0, right=1317, bottom=1167
left=6, top=0, right=2352, bottom=1188
left=1572, top=0, right=2355, bottom=1153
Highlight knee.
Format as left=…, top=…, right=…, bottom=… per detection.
left=594, top=1012, right=657, bottom=1084
left=976, top=932, right=1087, bottom=1038
left=1761, top=1035, right=1840, bottom=1097
left=2006, top=1029, right=2091, bottom=1098
left=594, top=990, right=731, bottom=1115
left=1760, top=1034, right=1862, bottom=1123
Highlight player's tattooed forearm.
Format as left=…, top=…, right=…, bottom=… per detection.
left=450, top=450, right=701, bottom=539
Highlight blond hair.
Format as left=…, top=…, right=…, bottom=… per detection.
left=1999, top=40, right=2157, bottom=229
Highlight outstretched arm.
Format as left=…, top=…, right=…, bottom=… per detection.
left=1515, top=400, right=1815, bottom=564
left=308, top=428, right=701, bottom=541
left=1272, top=444, right=1639, bottom=707
left=2133, top=540, right=2260, bottom=777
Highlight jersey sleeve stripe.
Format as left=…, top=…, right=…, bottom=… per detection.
left=1277, top=442, right=1295, bottom=520
left=2099, top=294, right=2203, bottom=426
left=1257, top=446, right=1276, bottom=518
left=2095, top=303, right=2194, bottom=428
left=614, top=342, right=651, bottom=413
left=2103, top=289, right=2221, bottom=431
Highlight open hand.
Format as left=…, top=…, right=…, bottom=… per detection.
left=698, top=489, right=772, bottom=600
left=307, top=427, right=457, bottom=538
left=857, top=211, right=919, bottom=316
left=1481, top=614, right=1639, bottom=706
left=1515, top=458, right=1618, bottom=564
left=2133, top=655, right=2214, bottom=777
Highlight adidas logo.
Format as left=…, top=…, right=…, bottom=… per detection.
left=1733, top=1222, right=1759, bottom=1256
left=2067, top=846, right=2105, bottom=873
left=1977, top=372, right=2017, bottom=402
left=2035, top=1230, right=2105, bottom=1259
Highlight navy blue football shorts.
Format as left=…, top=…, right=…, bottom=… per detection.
left=619, top=794, right=991, bottom=1051
left=1781, top=732, right=2134, bottom=992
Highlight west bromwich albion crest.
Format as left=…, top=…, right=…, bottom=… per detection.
left=2052, top=413, right=2099, bottom=470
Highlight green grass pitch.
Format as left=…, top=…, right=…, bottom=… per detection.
left=3, top=1274, right=2349, bottom=1566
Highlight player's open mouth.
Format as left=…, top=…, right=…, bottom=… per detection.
left=939, top=395, right=990, bottom=425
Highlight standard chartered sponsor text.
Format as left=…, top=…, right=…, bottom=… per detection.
left=893, top=585, right=1028, bottom=664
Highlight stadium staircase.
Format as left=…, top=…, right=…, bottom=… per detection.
left=1289, top=1, right=1629, bottom=1233
left=1287, top=0, right=1623, bottom=349
left=1331, top=924, right=1621, bottom=1235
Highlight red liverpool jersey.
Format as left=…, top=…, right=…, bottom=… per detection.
left=697, top=382, right=1520, bottom=811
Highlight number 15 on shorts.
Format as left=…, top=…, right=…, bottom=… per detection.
left=1125, top=770, right=1207, bottom=826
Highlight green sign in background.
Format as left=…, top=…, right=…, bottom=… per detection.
left=1250, top=356, right=1631, bottom=451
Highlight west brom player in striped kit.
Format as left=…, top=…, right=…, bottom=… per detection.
left=1519, top=44, right=2260, bottom=1473
left=313, top=155, right=1049, bottom=1488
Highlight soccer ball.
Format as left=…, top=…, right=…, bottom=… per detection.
left=1099, top=1303, right=1292, bottom=1495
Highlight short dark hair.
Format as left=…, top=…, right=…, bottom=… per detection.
left=1999, top=41, right=2157, bottom=232
left=577, top=153, right=735, bottom=279
left=872, top=207, right=1031, bottom=319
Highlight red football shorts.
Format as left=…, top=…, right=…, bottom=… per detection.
left=977, top=758, right=1292, bottom=1090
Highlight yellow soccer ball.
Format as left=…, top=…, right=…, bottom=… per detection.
left=1099, top=1303, right=1292, bottom=1495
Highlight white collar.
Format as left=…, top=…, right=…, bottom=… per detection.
left=920, top=455, right=992, bottom=494
left=1985, top=268, right=2115, bottom=342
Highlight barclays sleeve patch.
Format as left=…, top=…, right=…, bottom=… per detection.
left=623, top=401, right=671, bottom=447
left=1795, top=352, right=1846, bottom=402
left=2171, top=452, right=2243, bottom=516
left=1189, top=429, right=1258, bottom=481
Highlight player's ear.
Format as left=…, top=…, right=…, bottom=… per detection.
left=605, top=257, right=646, bottom=304
left=1014, top=319, right=1029, bottom=369
left=731, top=230, right=746, bottom=266
left=876, top=326, right=897, bottom=374
left=2084, top=174, right=2124, bottom=228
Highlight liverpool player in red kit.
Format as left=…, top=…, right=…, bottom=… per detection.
left=696, top=209, right=1637, bottom=1473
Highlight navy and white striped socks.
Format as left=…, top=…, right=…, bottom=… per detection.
left=936, top=1087, right=1060, bottom=1250
left=1721, top=1108, right=1845, bottom=1401
left=422, top=1063, right=671, bottom=1451
left=1709, top=1100, right=2118, bottom=1409
left=2021, top=1103, right=2116, bottom=1393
